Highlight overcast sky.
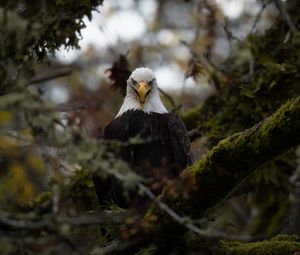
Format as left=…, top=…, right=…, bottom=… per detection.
left=55, top=0, right=261, bottom=92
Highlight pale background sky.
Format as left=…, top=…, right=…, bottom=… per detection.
left=51, top=0, right=276, bottom=103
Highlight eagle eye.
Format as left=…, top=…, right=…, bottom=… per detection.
left=131, top=78, right=138, bottom=86
left=149, top=78, right=155, bottom=86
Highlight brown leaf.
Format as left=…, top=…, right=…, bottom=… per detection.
left=185, top=57, right=205, bottom=81
left=106, top=55, right=132, bottom=96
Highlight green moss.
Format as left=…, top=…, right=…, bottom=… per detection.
left=184, top=14, right=300, bottom=148
left=217, top=235, right=300, bottom=255
left=33, top=191, right=52, bottom=205
left=67, top=169, right=98, bottom=211
left=152, top=96, right=300, bottom=242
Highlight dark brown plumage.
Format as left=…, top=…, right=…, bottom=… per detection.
left=93, top=110, right=191, bottom=208
left=93, top=67, right=192, bottom=209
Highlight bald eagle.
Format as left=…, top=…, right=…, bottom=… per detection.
left=94, top=67, right=192, bottom=208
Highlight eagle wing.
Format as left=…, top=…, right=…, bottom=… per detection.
left=94, top=112, right=192, bottom=208
left=167, top=113, right=192, bottom=169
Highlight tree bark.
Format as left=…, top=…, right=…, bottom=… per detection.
left=215, top=235, right=300, bottom=255
left=148, top=96, right=300, bottom=246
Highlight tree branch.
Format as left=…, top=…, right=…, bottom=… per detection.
left=149, top=96, right=300, bottom=240
left=274, top=0, right=298, bottom=33
left=0, top=211, right=126, bottom=230
left=215, top=235, right=300, bottom=255
left=29, top=67, right=72, bottom=85
left=250, top=0, right=272, bottom=34
left=158, top=87, right=178, bottom=111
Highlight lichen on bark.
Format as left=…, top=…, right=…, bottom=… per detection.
left=147, top=96, right=300, bottom=251
left=216, top=235, right=300, bottom=255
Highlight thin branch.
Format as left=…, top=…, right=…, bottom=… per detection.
left=29, top=67, right=72, bottom=85
left=0, top=144, right=36, bottom=152
left=57, top=213, right=127, bottom=226
left=138, top=183, right=265, bottom=241
left=188, top=128, right=200, bottom=142
left=158, top=87, right=178, bottom=111
left=0, top=211, right=126, bottom=230
left=0, top=214, right=49, bottom=230
left=250, top=0, right=272, bottom=34
left=138, top=183, right=206, bottom=238
left=104, top=166, right=264, bottom=241
left=274, top=0, right=298, bottom=33
left=2, top=132, right=32, bottom=143
left=55, top=103, right=89, bottom=112
left=93, top=239, right=140, bottom=255
left=222, top=16, right=239, bottom=42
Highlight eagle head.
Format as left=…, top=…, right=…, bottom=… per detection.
left=127, top=67, right=158, bottom=106
left=116, top=67, right=168, bottom=117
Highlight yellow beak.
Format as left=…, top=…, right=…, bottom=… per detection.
left=136, top=81, right=151, bottom=104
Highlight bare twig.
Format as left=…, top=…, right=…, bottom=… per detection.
left=0, top=211, right=126, bottom=230
left=138, top=183, right=265, bottom=241
left=274, top=0, right=298, bottom=33
left=52, top=184, right=60, bottom=215
left=158, top=87, right=178, bottom=111
left=29, top=67, right=72, bottom=85
left=250, top=0, right=272, bottom=34
left=57, top=213, right=127, bottom=226
left=93, top=239, right=140, bottom=255
left=138, top=183, right=206, bottom=238
left=0, top=144, right=36, bottom=152
left=222, top=17, right=239, bottom=43
left=188, top=128, right=200, bottom=142
left=55, top=103, right=89, bottom=112
left=104, top=163, right=262, bottom=241
left=3, top=132, right=32, bottom=143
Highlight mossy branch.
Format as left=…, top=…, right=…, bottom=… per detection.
left=149, top=96, right=300, bottom=245
left=216, top=235, right=300, bottom=255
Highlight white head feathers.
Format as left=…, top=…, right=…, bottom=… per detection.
left=130, top=67, right=156, bottom=83
left=116, top=67, right=168, bottom=117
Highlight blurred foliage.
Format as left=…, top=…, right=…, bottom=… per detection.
left=0, top=0, right=300, bottom=254
left=181, top=2, right=300, bottom=238
left=216, top=235, right=300, bottom=255
left=0, top=0, right=103, bottom=94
